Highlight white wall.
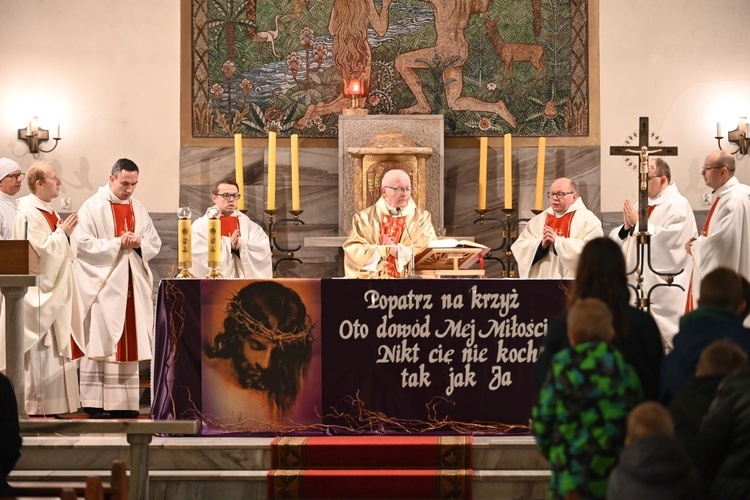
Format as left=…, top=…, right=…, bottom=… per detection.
left=600, top=0, right=750, bottom=211
left=0, top=0, right=180, bottom=213
left=1, top=1, right=748, bottom=214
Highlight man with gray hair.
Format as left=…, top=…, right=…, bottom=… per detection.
left=686, top=150, right=750, bottom=325
left=343, top=169, right=437, bottom=278
left=0, top=158, right=24, bottom=240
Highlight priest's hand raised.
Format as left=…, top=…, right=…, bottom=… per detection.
left=120, top=231, right=141, bottom=249
left=57, top=213, right=78, bottom=236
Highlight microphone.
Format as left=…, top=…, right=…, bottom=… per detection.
left=395, top=207, right=420, bottom=278
left=0, top=197, right=28, bottom=240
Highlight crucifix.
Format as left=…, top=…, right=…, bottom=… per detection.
left=609, top=116, right=680, bottom=310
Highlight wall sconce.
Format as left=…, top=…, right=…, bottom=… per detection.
left=715, top=117, right=750, bottom=156
left=17, top=116, right=61, bottom=154
left=342, top=79, right=368, bottom=116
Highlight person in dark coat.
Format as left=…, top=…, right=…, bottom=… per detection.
left=659, top=267, right=750, bottom=405
left=607, top=401, right=701, bottom=500
left=694, top=368, right=750, bottom=499
left=0, top=373, right=22, bottom=496
left=670, top=339, right=747, bottom=461
left=533, top=237, right=665, bottom=401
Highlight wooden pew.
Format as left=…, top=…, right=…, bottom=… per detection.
left=8, top=459, right=127, bottom=500
left=18, top=420, right=198, bottom=500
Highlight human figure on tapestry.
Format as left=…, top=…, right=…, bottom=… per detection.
left=394, top=0, right=517, bottom=128
left=13, top=161, right=85, bottom=416
left=295, top=0, right=392, bottom=128
left=685, top=149, right=750, bottom=326
left=72, top=158, right=162, bottom=419
left=609, top=158, right=697, bottom=347
left=202, top=281, right=316, bottom=424
left=191, top=179, right=272, bottom=279
left=343, top=168, right=437, bottom=279
left=511, top=177, right=603, bottom=278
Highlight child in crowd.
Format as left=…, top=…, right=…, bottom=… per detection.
left=607, top=401, right=701, bottom=499
left=532, top=298, right=642, bottom=499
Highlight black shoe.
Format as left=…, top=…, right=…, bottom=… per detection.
left=82, top=407, right=113, bottom=419
left=109, top=410, right=141, bottom=419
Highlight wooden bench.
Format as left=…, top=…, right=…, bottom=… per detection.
left=19, top=420, right=198, bottom=500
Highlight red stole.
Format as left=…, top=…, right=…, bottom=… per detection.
left=110, top=202, right=138, bottom=362
left=701, top=196, right=721, bottom=236
left=36, top=208, right=84, bottom=360
left=647, top=205, right=655, bottom=218
left=380, top=214, right=405, bottom=278
left=220, top=216, right=240, bottom=237
left=544, top=211, right=576, bottom=237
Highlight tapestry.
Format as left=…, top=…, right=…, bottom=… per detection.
left=185, top=0, right=593, bottom=139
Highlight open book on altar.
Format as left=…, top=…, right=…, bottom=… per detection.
left=413, top=239, right=490, bottom=277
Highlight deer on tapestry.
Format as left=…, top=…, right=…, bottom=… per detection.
left=485, top=16, right=546, bottom=85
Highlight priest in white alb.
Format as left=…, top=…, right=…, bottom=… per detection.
left=13, top=161, right=85, bottom=415
left=72, top=158, right=162, bottom=418
left=610, top=158, right=697, bottom=345
left=511, top=177, right=603, bottom=278
left=343, top=169, right=437, bottom=278
left=191, top=179, right=272, bottom=278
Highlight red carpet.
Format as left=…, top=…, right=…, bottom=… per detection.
left=268, top=436, right=472, bottom=499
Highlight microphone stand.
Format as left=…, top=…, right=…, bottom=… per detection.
left=396, top=207, right=420, bottom=279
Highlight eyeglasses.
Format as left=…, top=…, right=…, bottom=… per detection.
left=701, top=166, right=724, bottom=173
left=3, top=173, right=24, bottom=181
left=384, top=186, right=411, bottom=194
left=547, top=191, right=574, bottom=199
left=215, top=193, right=241, bottom=200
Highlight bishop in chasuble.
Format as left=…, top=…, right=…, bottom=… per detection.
left=343, top=169, right=437, bottom=278
left=191, top=179, right=272, bottom=279
left=512, top=177, right=603, bottom=279
left=13, top=162, right=85, bottom=416
left=72, top=159, right=161, bottom=417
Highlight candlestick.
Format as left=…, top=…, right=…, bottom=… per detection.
left=291, top=134, right=300, bottom=211
left=267, top=131, right=277, bottom=211
left=535, top=137, right=546, bottom=212
left=176, top=207, right=194, bottom=278
left=234, top=133, right=245, bottom=210
left=206, top=208, right=223, bottom=278
left=478, top=137, right=488, bottom=211
left=504, top=133, right=512, bottom=209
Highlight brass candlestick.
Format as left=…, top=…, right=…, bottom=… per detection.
left=176, top=207, right=195, bottom=278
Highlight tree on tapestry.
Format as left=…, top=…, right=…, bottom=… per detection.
left=190, top=0, right=589, bottom=138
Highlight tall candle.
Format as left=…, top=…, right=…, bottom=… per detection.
left=504, top=133, right=512, bottom=209
left=178, top=219, right=192, bottom=265
left=535, top=137, right=547, bottom=211
left=207, top=218, right=221, bottom=265
left=291, top=134, right=300, bottom=211
left=234, top=133, right=245, bottom=210
left=716, top=122, right=722, bottom=137
left=478, top=137, right=488, bottom=210
left=267, top=131, right=277, bottom=211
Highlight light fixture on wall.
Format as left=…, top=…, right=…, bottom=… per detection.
left=715, top=117, right=749, bottom=157
left=342, top=79, right=368, bottom=116
left=17, top=116, right=61, bottom=154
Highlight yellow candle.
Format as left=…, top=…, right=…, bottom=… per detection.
left=267, top=131, right=277, bottom=211
left=535, top=137, right=546, bottom=211
left=504, top=133, right=512, bottom=209
left=178, top=219, right=192, bottom=265
left=207, top=218, right=221, bottom=265
left=478, top=137, right=488, bottom=210
left=291, top=134, right=300, bottom=211
left=234, top=134, right=245, bottom=210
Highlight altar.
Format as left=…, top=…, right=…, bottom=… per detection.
left=151, top=278, right=569, bottom=435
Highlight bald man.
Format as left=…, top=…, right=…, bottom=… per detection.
left=343, top=169, right=437, bottom=278
left=511, top=177, right=603, bottom=278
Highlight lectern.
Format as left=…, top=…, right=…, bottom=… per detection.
left=0, top=241, right=40, bottom=418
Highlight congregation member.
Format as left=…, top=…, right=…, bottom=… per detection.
left=0, top=373, right=21, bottom=497
left=343, top=169, right=436, bottom=278
left=532, top=297, right=642, bottom=499
left=72, top=158, right=161, bottom=419
left=607, top=401, right=701, bottom=500
left=13, top=161, right=85, bottom=416
left=533, top=237, right=664, bottom=401
left=659, top=267, right=750, bottom=405
left=191, top=179, right=272, bottom=278
left=511, top=177, right=602, bottom=278
left=0, top=158, right=24, bottom=240
left=610, top=157, right=697, bottom=345
left=686, top=149, right=750, bottom=325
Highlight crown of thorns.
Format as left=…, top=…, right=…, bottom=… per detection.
left=226, top=299, right=314, bottom=346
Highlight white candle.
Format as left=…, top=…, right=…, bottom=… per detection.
left=716, top=122, right=722, bottom=137
left=56, top=124, right=60, bottom=139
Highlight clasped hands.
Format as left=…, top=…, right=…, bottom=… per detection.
left=120, top=231, right=141, bottom=249
left=380, top=235, right=399, bottom=257
left=56, top=213, right=78, bottom=236
left=622, top=199, right=638, bottom=230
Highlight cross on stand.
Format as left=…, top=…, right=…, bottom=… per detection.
left=609, top=116, right=680, bottom=310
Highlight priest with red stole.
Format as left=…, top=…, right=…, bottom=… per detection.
left=191, top=179, right=272, bottom=278
left=511, top=177, right=603, bottom=279
left=72, top=158, right=161, bottom=419
left=13, top=161, right=85, bottom=416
